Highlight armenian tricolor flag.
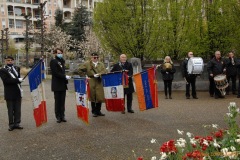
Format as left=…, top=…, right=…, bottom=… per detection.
left=133, top=66, right=158, bottom=111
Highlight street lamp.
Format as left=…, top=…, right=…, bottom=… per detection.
left=24, top=14, right=31, bottom=68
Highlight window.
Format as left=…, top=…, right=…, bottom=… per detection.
left=9, top=19, right=14, bottom=28
left=16, top=20, right=23, bottom=28
left=1, top=5, right=4, bottom=15
left=49, top=10, right=51, bottom=16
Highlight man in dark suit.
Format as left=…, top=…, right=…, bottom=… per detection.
left=111, top=54, right=134, bottom=113
left=224, top=51, right=238, bottom=95
left=50, top=48, right=71, bottom=123
left=0, top=56, right=24, bottom=131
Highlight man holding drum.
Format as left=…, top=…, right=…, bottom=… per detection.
left=182, top=52, right=198, bottom=99
left=207, top=51, right=226, bottom=99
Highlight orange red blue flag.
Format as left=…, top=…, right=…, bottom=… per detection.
left=133, top=66, right=158, bottom=111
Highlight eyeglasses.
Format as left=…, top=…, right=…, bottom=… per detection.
left=93, top=56, right=99, bottom=59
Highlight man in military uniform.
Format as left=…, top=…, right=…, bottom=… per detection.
left=0, top=56, right=24, bottom=131
left=78, top=53, right=107, bottom=117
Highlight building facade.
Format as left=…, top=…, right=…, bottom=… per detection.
left=0, top=0, right=101, bottom=44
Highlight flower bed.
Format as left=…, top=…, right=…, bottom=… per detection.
left=137, top=102, right=240, bottom=160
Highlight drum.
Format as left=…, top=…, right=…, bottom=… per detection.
left=187, top=57, right=204, bottom=74
left=214, top=74, right=228, bottom=89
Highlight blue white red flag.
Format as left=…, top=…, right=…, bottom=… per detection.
left=74, top=78, right=89, bottom=124
left=101, top=72, right=124, bottom=111
left=28, top=59, right=47, bottom=127
left=133, top=66, right=158, bottom=111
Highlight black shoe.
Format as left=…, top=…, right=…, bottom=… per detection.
left=169, top=96, right=172, bottom=99
left=210, top=94, right=214, bottom=97
left=193, top=96, right=198, bottom=99
left=121, top=111, right=125, bottom=114
left=219, top=95, right=225, bottom=98
left=165, top=96, right=168, bottom=99
left=215, top=96, right=219, bottom=99
left=61, top=118, right=67, bottom=122
left=8, top=127, right=14, bottom=131
left=93, top=114, right=98, bottom=117
left=97, top=112, right=105, bottom=116
left=56, top=119, right=61, bottom=123
left=15, top=126, right=23, bottom=129
left=128, top=110, right=134, bottom=113
left=186, top=96, right=190, bottom=99
left=233, top=92, right=237, bottom=95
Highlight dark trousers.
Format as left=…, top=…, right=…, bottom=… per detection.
left=91, top=102, right=102, bottom=114
left=54, top=91, right=66, bottom=119
left=164, top=80, right=172, bottom=96
left=185, top=77, right=196, bottom=97
left=124, top=93, right=133, bottom=111
left=238, top=77, right=240, bottom=96
left=214, top=83, right=222, bottom=97
left=6, top=99, right=22, bottom=128
left=209, top=77, right=215, bottom=96
left=226, top=75, right=237, bottom=94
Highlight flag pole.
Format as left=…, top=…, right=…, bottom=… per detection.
left=22, top=58, right=43, bottom=80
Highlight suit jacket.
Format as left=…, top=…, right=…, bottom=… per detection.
left=111, top=61, right=134, bottom=94
left=0, top=66, right=21, bottom=100
left=224, top=57, right=238, bottom=76
left=50, top=57, right=68, bottom=92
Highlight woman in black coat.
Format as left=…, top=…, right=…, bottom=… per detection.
left=160, top=56, right=176, bottom=99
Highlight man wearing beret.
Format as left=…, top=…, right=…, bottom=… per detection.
left=0, top=56, right=24, bottom=131
left=78, top=52, right=107, bottom=117
left=50, top=48, right=71, bottom=123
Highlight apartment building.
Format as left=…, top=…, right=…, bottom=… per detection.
left=0, top=0, right=102, bottom=45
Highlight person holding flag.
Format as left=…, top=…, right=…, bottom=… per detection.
left=50, top=48, right=71, bottom=123
left=0, top=56, right=24, bottom=131
left=111, top=54, right=135, bottom=114
left=78, top=52, right=107, bottom=117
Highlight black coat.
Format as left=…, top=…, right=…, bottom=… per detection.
left=207, top=57, right=225, bottom=76
left=160, top=63, right=176, bottom=81
left=224, top=57, right=238, bottom=76
left=0, top=66, right=21, bottom=100
left=111, top=61, right=134, bottom=94
left=50, top=57, right=68, bottom=92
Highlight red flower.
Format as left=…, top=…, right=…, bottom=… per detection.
left=160, top=140, right=177, bottom=153
left=213, top=130, right=224, bottom=138
left=183, top=150, right=203, bottom=160
left=137, top=157, right=143, bottom=160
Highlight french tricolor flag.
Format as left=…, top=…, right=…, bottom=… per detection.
left=74, top=78, right=89, bottom=124
left=28, top=59, right=47, bottom=127
left=101, top=72, right=124, bottom=112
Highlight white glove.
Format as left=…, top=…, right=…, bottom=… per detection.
left=166, top=72, right=169, bottom=74
left=94, top=74, right=100, bottom=78
left=18, top=78, right=24, bottom=82
left=66, top=75, right=71, bottom=80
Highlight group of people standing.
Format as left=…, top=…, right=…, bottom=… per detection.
left=159, top=50, right=240, bottom=100
left=1, top=48, right=240, bottom=131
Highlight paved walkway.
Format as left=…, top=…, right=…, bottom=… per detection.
left=0, top=79, right=239, bottom=160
